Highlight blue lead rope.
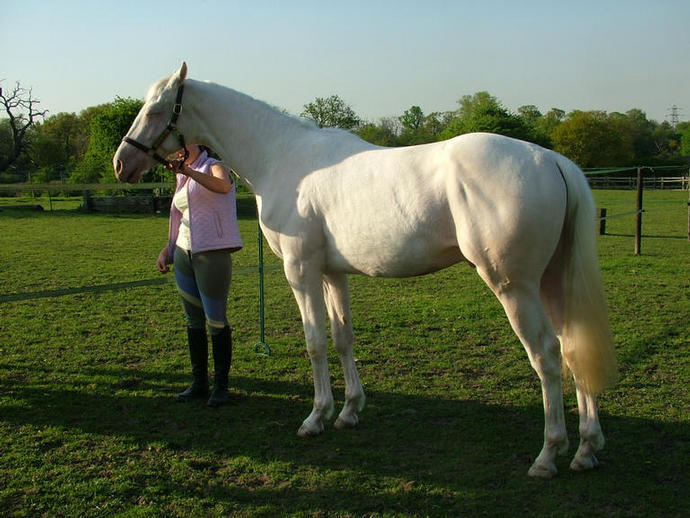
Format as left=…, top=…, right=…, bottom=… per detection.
left=254, top=222, right=271, bottom=357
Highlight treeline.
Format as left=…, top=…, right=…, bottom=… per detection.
left=0, top=96, right=149, bottom=184
left=352, top=92, right=690, bottom=169
left=1, top=90, right=689, bottom=185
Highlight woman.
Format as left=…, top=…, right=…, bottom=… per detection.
left=156, top=144, right=243, bottom=407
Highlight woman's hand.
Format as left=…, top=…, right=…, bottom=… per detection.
left=167, top=159, right=190, bottom=176
left=168, top=162, right=233, bottom=194
left=156, top=246, right=170, bottom=273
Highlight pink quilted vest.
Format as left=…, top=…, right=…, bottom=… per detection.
left=166, top=151, right=243, bottom=263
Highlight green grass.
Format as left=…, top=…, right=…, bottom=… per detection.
left=0, top=190, right=688, bottom=517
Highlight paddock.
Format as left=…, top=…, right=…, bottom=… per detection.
left=0, top=189, right=688, bottom=516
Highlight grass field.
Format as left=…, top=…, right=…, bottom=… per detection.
left=0, top=190, right=688, bottom=517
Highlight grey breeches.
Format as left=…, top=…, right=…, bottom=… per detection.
left=173, top=246, right=232, bottom=335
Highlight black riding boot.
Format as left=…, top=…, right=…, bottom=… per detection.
left=176, top=327, right=209, bottom=401
left=207, top=326, right=232, bottom=407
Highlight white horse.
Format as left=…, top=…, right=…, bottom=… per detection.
left=113, top=63, right=617, bottom=478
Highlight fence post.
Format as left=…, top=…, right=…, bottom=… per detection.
left=635, top=167, right=643, bottom=255
left=598, top=208, right=607, bottom=235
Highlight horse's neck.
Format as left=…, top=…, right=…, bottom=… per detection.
left=186, top=80, right=375, bottom=194
left=186, top=80, right=311, bottom=191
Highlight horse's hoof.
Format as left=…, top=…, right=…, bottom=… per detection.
left=297, top=421, right=324, bottom=437
left=334, top=413, right=358, bottom=430
left=570, top=453, right=599, bottom=472
left=528, top=462, right=558, bottom=479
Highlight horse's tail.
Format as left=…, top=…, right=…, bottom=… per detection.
left=552, top=156, right=617, bottom=395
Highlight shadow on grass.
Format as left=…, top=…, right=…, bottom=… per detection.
left=1, top=362, right=689, bottom=516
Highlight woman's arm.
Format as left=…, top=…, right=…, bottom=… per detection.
left=170, top=161, right=233, bottom=194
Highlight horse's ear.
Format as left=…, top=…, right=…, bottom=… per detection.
left=179, top=62, right=188, bottom=82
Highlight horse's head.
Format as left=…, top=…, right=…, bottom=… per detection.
left=113, top=62, right=189, bottom=183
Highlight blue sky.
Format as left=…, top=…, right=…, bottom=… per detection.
left=3, top=0, right=689, bottom=124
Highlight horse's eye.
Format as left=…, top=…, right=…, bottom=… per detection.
left=146, top=111, right=163, bottom=119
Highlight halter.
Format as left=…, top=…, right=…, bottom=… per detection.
left=122, top=82, right=189, bottom=166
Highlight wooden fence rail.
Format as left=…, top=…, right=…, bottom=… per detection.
left=0, top=182, right=174, bottom=192
left=587, top=176, right=689, bottom=190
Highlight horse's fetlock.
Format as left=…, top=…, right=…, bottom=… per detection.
left=314, top=398, right=334, bottom=418
left=545, top=431, right=569, bottom=452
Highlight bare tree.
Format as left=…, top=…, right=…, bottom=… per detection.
left=0, top=81, right=48, bottom=172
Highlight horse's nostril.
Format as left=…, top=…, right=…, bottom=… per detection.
left=116, top=160, right=123, bottom=175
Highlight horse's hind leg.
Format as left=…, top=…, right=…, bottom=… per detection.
left=481, top=274, right=569, bottom=478
left=541, top=249, right=605, bottom=472
left=323, top=273, right=365, bottom=429
left=571, top=388, right=605, bottom=471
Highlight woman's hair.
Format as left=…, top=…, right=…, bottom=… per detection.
left=198, top=145, right=220, bottom=159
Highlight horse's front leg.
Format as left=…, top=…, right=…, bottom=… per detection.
left=284, top=257, right=334, bottom=437
left=323, top=273, right=365, bottom=429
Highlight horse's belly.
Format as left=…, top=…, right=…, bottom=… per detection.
left=325, top=235, right=463, bottom=278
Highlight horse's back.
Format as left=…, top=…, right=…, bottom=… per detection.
left=298, top=133, right=562, bottom=278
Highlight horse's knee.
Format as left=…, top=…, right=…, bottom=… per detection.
left=304, top=331, right=327, bottom=359
left=332, top=324, right=354, bottom=353
left=528, top=336, right=562, bottom=380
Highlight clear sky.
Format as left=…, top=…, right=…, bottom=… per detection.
left=3, top=0, right=689, bottom=124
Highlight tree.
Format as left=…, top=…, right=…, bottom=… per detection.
left=532, top=108, right=565, bottom=147
left=649, top=121, right=683, bottom=162
left=551, top=111, right=630, bottom=167
left=301, top=95, right=361, bottom=130
left=29, top=112, right=91, bottom=182
left=0, top=81, right=47, bottom=173
left=71, top=97, right=143, bottom=183
left=618, top=109, right=656, bottom=161
left=0, top=118, right=29, bottom=182
left=517, top=105, right=542, bottom=126
left=357, top=117, right=401, bottom=147
left=440, top=91, right=537, bottom=143
left=516, top=105, right=568, bottom=148
left=397, top=106, right=450, bottom=146
left=400, top=106, right=424, bottom=132
left=420, top=112, right=452, bottom=143
left=677, top=121, right=690, bottom=157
